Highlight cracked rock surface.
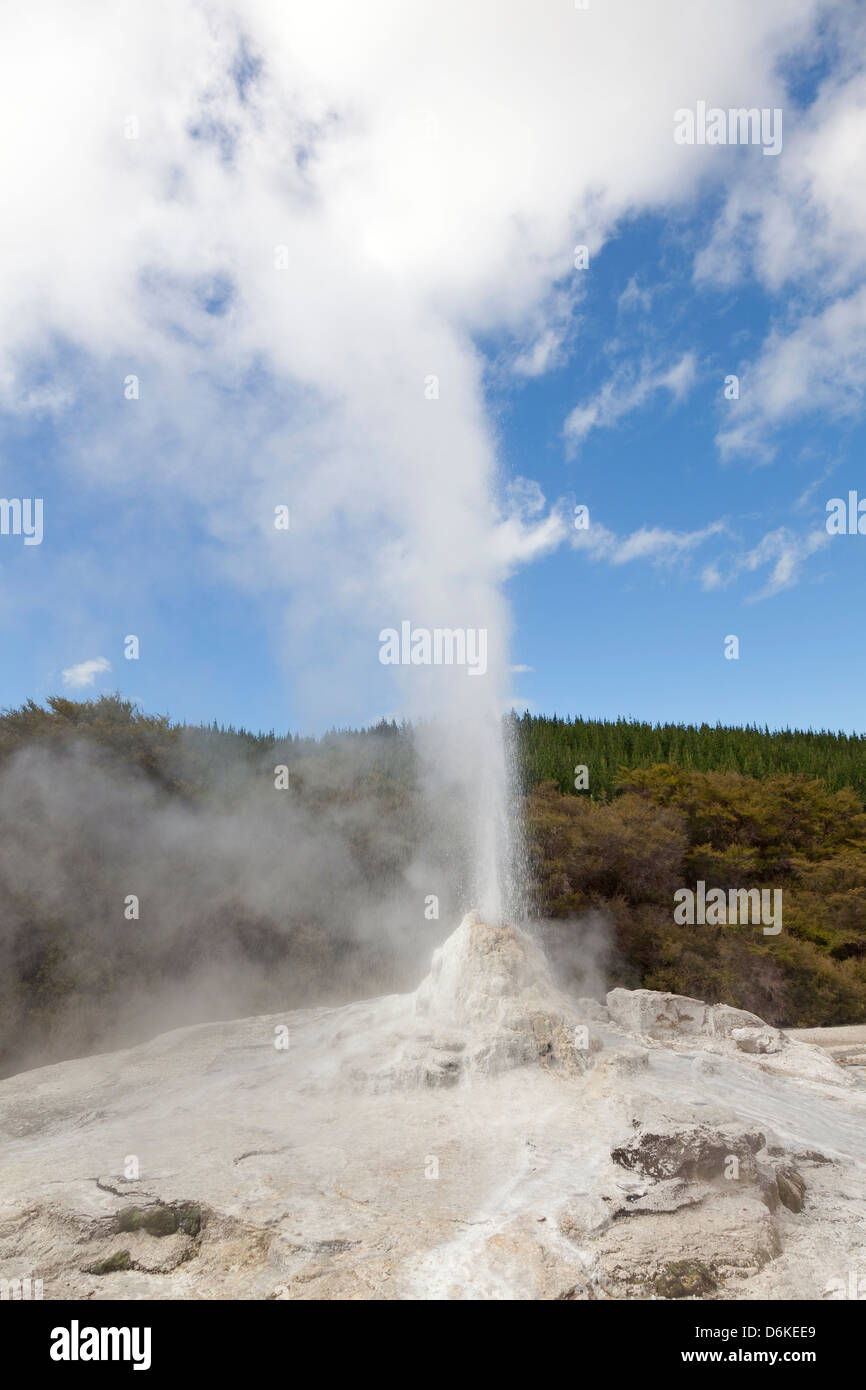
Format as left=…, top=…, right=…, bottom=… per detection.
left=1, top=912, right=864, bottom=1300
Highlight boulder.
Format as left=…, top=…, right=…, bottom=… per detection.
left=776, top=1166, right=806, bottom=1213
left=605, top=987, right=769, bottom=1042
left=732, top=1026, right=786, bottom=1055
left=611, top=1123, right=766, bottom=1183
left=708, top=1004, right=767, bottom=1035
left=606, top=988, right=708, bottom=1037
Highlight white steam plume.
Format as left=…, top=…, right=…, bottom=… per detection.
left=0, top=0, right=829, bottom=916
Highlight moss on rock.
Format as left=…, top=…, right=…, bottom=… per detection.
left=84, top=1249, right=132, bottom=1275
left=654, top=1259, right=718, bottom=1299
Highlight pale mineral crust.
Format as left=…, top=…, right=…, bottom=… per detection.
left=1, top=913, right=864, bottom=1301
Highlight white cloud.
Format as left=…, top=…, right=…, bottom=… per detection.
left=61, top=657, right=111, bottom=689
left=0, top=0, right=834, bottom=906
left=572, top=518, right=726, bottom=568
left=694, top=11, right=866, bottom=457
left=490, top=481, right=727, bottom=583
left=491, top=502, right=569, bottom=576
left=510, top=286, right=580, bottom=379
left=701, top=527, right=829, bottom=600
left=564, top=353, right=697, bottom=448
left=512, top=327, right=568, bottom=379
left=743, top=528, right=830, bottom=600
left=716, top=285, right=866, bottom=460
left=617, top=277, right=655, bottom=315
left=701, top=563, right=723, bottom=590
left=794, top=465, right=839, bottom=512
left=696, top=40, right=866, bottom=297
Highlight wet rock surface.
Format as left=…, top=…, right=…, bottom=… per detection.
left=611, top=1124, right=766, bottom=1183
left=0, top=913, right=864, bottom=1300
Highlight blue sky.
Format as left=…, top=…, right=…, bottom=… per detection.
left=5, top=198, right=863, bottom=737
left=497, top=210, right=866, bottom=733
left=1, top=2, right=864, bottom=738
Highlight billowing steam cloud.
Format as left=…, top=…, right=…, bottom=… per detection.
left=0, top=3, right=841, bottom=930
left=0, top=719, right=478, bottom=1076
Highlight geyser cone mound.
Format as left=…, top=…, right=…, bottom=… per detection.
left=416, top=910, right=555, bottom=1024
left=1, top=913, right=865, bottom=1299
left=410, top=910, right=585, bottom=1082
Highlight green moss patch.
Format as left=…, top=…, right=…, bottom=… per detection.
left=654, top=1259, right=718, bottom=1299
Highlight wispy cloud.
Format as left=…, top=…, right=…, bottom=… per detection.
left=564, top=352, right=697, bottom=449
left=701, top=527, right=829, bottom=600
left=61, top=657, right=111, bottom=689
left=511, top=287, right=580, bottom=379
left=716, top=286, right=866, bottom=461
left=617, top=276, right=655, bottom=315
left=493, top=479, right=728, bottom=583
left=696, top=32, right=866, bottom=463
left=572, top=518, right=725, bottom=568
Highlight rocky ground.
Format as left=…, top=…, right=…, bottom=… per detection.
left=1, top=911, right=864, bottom=1300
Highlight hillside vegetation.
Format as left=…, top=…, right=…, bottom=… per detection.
left=515, top=710, right=866, bottom=800
left=1, top=696, right=864, bottom=1075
